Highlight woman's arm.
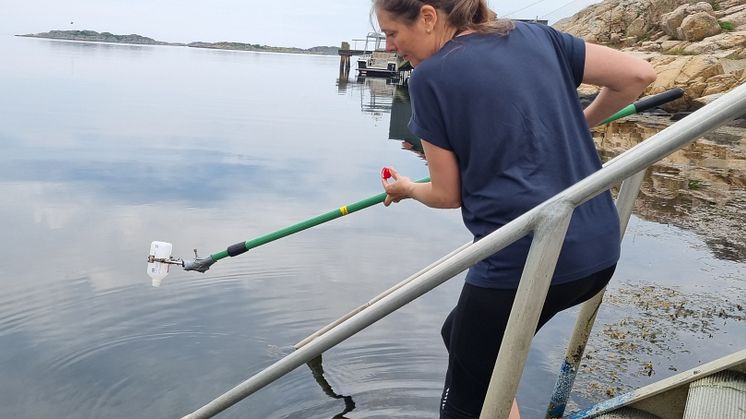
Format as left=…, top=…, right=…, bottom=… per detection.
left=382, top=140, right=461, bottom=208
left=582, top=42, right=657, bottom=127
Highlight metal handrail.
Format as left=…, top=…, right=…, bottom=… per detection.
left=182, top=82, right=746, bottom=419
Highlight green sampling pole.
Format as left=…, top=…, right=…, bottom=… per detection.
left=182, top=178, right=430, bottom=272
left=182, top=88, right=684, bottom=273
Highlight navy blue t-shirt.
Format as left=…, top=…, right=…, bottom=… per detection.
left=407, top=22, right=620, bottom=289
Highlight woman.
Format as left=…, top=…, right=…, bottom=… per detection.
left=373, top=0, right=656, bottom=418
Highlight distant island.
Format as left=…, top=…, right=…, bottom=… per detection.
left=17, top=30, right=340, bottom=55
left=18, top=30, right=185, bottom=46
left=187, top=41, right=339, bottom=55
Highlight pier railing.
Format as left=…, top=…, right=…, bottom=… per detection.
left=181, top=82, right=746, bottom=419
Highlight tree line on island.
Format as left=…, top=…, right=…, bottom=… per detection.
left=17, top=30, right=340, bottom=55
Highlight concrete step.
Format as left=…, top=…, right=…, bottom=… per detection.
left=683, top=370, right=746, bottom=419
left=596, top=406, right=663, bottom=418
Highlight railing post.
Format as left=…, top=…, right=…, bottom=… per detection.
left=480, top=203, right=575, bottom=419
left=546, top=169, right=648, bottom=418
left=615, top=170, right=648, bottom=235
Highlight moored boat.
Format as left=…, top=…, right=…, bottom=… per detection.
left=354, top=32, right=400, bottom=78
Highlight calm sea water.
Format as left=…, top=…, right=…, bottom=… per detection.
left=0, top=36, right=743, bottom=419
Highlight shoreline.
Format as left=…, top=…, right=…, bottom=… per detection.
left=15, top=31, right=340, bottom=56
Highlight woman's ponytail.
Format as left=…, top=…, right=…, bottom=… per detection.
left=374, top=0, right=513, bottom=35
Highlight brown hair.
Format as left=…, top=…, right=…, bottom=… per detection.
left=373, top=0, right=514, bottom=35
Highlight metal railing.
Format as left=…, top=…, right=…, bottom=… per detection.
left=182, top=82, right=746, bottom=419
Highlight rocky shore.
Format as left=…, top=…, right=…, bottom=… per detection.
left=556, top=1, right=746, bottom=264
left=556, top=0, right=746, bottom=112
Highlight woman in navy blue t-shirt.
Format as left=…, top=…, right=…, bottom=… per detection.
left=374, top=0, right=656, bottom=418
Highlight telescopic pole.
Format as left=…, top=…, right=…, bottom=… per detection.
left=179, top=88, right=684, bottom=273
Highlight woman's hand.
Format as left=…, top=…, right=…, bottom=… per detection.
left=381, top=167, right=414, bottom=206
left=380, top=140, right=461, bottom=209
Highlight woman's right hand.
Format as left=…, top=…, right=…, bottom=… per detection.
left=381, top=166, right=414, bottom=207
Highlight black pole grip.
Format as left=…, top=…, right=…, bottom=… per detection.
left=633, top=88, right=684, bottom=113
left=227, top=242, right=249, bottom=257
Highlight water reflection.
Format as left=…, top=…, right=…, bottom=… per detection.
left=337, top=75, right=424, bottom=158
left=307, top=356, right=356, bottom=418
left=594, top=117, right=746, bottom=262
left=42, top=37, right=161, bottom=54
left=337, top=76, right=395, bottom=117
left=1, top=38, right=468, bottom=419
left=390, top=87, right=425, bottom=157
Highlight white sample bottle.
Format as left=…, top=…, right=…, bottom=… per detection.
left=147, top=241, right=173, bottom=287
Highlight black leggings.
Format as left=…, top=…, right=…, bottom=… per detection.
left=439, top=264, right=616, bottom=419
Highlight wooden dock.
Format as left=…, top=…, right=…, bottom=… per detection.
left=338, top=42, right=361, bottom=78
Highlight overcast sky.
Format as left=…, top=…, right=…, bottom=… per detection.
left=2, top=0, right=602, bottom=49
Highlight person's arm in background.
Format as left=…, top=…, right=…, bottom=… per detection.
left=381, top=139, right=461, bottom=208
left=582, top=42, right=657, bottom=127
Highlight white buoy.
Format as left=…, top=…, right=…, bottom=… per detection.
left=147, top=241, right=173, bottom=287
